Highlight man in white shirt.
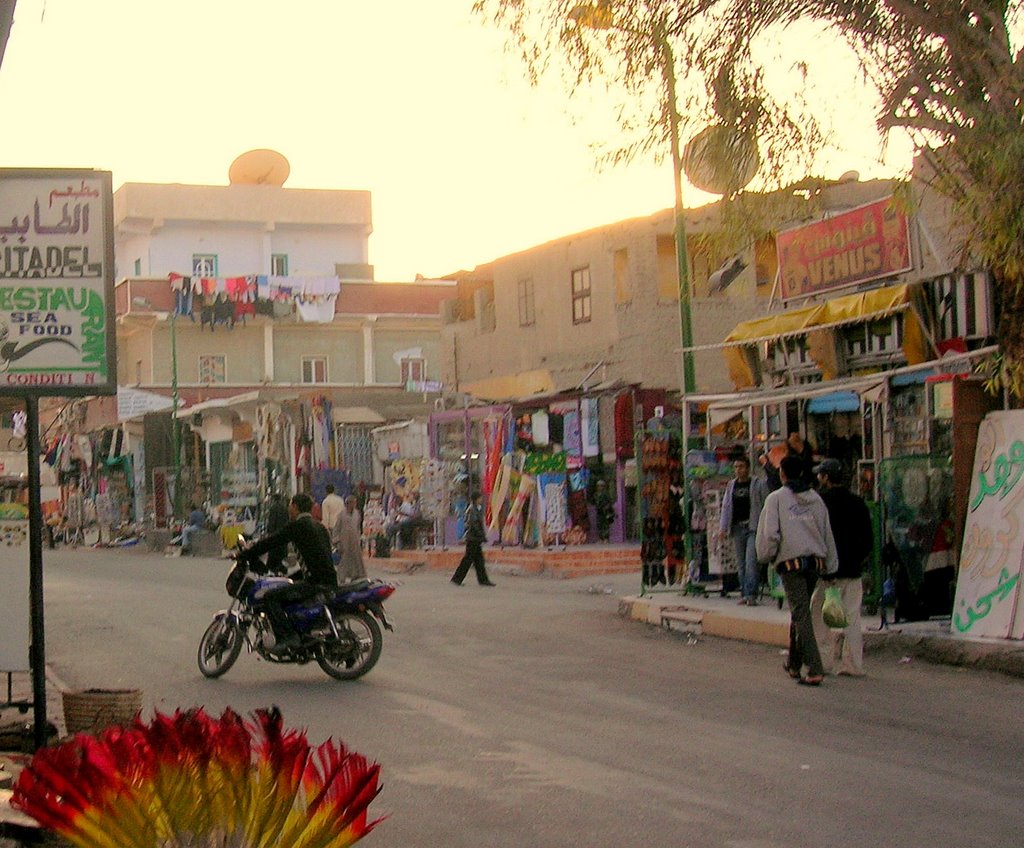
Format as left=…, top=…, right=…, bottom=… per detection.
left=320, top=484, right=345, bottom=534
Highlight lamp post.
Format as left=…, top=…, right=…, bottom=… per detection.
left=569, top=5, right=697, bottom=397
left=170, top=311, right=183, bottom=519
left=572, top=7, right=697, bottom=581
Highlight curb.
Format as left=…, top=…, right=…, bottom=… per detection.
left=620, top=595, right=1024, bottom=678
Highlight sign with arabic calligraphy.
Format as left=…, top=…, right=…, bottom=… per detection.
left=776, top=196, right=913, bottom=300
left=0, top=169, right=115, bottom=396
left=953, top=411, right=1024, bottom=640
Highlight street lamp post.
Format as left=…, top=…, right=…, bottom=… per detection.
left=170, top=311, right=183, bottom=519
left=569, top=5, right=697, bottom=396
left=572, top=5, right=698, bottom=581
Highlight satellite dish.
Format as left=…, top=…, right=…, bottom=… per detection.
left=228, top=149, right=290, bottom=186
left=682, top=125, right=759, bottom=195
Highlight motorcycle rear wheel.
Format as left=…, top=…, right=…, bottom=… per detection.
left=316, top=611, right=382, bottom=680
left=198, top=617, right=243, bottom=678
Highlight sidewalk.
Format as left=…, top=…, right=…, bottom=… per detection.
left=619, top=588, right=1024, bottom=678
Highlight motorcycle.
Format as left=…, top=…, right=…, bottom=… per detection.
left=197, top=541, right=395, bottom=681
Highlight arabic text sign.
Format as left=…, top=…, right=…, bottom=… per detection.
left=0, top=169, right=116, bottom=396
left=776, top=196, right=912, bottom=300
left=953, top=411, right=1024, bottom=639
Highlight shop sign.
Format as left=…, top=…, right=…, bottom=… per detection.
left=405, top=379, right=443, bottom=393
left=0, top=170, right=116, bottom=396
left=953, top=411, right=1024, bottom=639
left=117, top=386, right=174, bottom=420
left=776, top=196, right=912, bottom=300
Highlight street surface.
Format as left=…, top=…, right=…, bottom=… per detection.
left=38, top=547, right=1024, bottom=848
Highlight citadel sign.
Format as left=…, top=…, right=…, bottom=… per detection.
left=0, top=170, right=115, bottom=396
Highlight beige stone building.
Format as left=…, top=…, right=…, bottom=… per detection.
left=439, top=173, right=967, bottom=402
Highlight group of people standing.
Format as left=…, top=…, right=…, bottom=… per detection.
left=720, top=432, right=873, bottom=686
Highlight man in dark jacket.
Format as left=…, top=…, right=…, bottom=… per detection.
left=242, top=493, right=337, bottom=652
left=811, top=458, right=873, bottom=676
left=450, top=492, right=495, bottom=586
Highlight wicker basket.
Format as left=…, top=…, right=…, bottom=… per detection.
left=62, top=688, right=143, bottom=735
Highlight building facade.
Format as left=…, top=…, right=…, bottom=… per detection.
left=43, top=168, right=449, bottom=531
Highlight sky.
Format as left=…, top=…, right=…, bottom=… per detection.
left=0, top=0, right=914, bottom=281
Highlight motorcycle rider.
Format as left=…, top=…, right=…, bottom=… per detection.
left=239, top=492, right=337, bottom=652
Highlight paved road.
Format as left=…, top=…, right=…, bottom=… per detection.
left=39, top=547, right=1024, bottom=848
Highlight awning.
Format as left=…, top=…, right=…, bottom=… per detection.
left=463, top=369, right=555, bottom=402
left=806, top=391, right=860, bottom=414
left=722, top=283, right=930, bottom=388
left=174, top=390, right=296, bottom=419
left=333, top=406, right=386, bottom=425
left=371, top=419, right=413, bottom=435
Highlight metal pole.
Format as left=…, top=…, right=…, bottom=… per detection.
left=170, top=312, right=182, bottom=518
left=26, top=396, right=47, bottom=750
left=655, top=24, right=697, bottom=577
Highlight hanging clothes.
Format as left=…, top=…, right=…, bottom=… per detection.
left=532, top=411, right=550, bottom=446
left=581, top=398, right=600, bottom=457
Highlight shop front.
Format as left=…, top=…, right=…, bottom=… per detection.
left=681, top=346, right=998, bottom=612
left=429, top=386, right=670, bottom=550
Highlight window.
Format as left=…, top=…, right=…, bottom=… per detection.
left=271, top=253, right=288, bottom=276
left=613, top=248, right=631, bottom=303
left=571, top=267, right=592, bottom=324
left=133, top=258, right=142, bottom=276
left=518, top=278, right=535, bottom=326
left=400, top=357, right=425, bottom=385
left=301, top=356, right=328, bottom=384
left=192, top=254, right=217, bottom=277
left=198, top=354, right=226, bottom=384
left=656, top=235, right=682, bottom=299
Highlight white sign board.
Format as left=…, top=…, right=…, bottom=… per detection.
left=0, top=519, right=30, bottom=670
left=953, top=411, right=1024, bottom=639
left=117, top=385, right=174, bottom=420
left=0, top=169, right=116, bottom=396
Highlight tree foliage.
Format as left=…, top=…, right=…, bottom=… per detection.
left=473, top=0, right=1024, bottom=396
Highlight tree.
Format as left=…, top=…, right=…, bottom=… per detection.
left=473, top=0, right=1024, bottom=397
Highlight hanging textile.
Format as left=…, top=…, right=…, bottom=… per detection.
left=487, top=457, right=513, bottom=533
left=581, top=397, right=600, bottom=457
left=563, top=409, right=582, bottom=456
left=532, top=411, right=549, bottom=446
left=295, top=295, right=338, bottom=323
left=501, top=473, right=535, bottom=546
left=482, top=416, right=506, bottom=527
left=537, top=472, right=567, bottom=535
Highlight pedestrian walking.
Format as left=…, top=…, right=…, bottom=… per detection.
left=451, top=492, right=495, bottom=586
left=756, top=454, right=838, bottom=686
left=718, top=455, right=768, bottom=605
left=333, top=494, right=367, bottom=582
left=810, top=458, right=873, bottom=676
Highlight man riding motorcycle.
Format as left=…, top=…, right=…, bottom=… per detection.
left=239, top=492, right=337, bottom=652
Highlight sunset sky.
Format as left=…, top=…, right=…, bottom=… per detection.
left=0, top=0, right=913, bottom=281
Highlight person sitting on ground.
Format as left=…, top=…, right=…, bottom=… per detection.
left=239, top=493, right=338, bottom=653
left=386, top=493, right=426, bottom=549
left=178, top=504, right=207, bottom=554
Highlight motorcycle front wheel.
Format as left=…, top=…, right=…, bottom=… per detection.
left=316, top=611, right=382, bottom=680
left=197, top=617, right=243, bottom=678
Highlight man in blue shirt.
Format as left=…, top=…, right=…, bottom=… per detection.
left=179, top=505, right=207, bottom=554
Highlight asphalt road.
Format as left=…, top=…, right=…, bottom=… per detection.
left=38, top=546, right=1024, bottom=848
